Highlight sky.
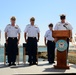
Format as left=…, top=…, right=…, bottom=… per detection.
left=0, top=0, right=76, bottom=45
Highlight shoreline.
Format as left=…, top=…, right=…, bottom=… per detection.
left=38, top=51, right=76, bottom=64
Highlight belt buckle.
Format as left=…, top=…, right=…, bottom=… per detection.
left=33, top=37, right=35, bottom=38
left=53, top=41, right=54, bottom=42
left=51, top=40, right=53, bottom=42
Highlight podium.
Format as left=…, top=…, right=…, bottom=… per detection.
left=52, top=30, right=70, bottom=69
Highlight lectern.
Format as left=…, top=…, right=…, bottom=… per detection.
left=52, top=30, right=70, bottom=69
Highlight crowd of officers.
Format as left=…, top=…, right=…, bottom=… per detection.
left=0, top=14, right=73, bottom=66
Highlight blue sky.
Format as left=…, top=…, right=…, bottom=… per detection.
left=0, top=0, right=76, bottom=45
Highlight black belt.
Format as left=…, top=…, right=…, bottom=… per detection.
left=48, top=40, right=54, bottom=42
left=8, top=37, right=17, bottom=39
left=28, top=37, right=36, bottom=39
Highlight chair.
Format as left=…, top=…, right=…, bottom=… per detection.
left=4, top=43, right=19, bottom=65
left=23, top=43, right=38, bottom=64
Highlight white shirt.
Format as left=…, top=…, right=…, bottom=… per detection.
left=54, top=22, right=73, bottom=30
left=24, top=24, right=40, bottom=38
left=4, top=24, right=21, bottom=37
left=44, top=30, right=54, bottom=41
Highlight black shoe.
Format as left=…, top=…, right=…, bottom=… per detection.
left=12, top=64, right=16, bottom=66
left=29, top=62, right=33, bottom=66
left=12, top=62, right=16, bottom=66
left=49, top=61, right=53, bottom=64
left=29, top=63, right=32, bottom=66
left=8, top=63, right=11, bottom=66
left=51, top=61, right=55, bottom=63
left=33, top=62, right=38, bottom=65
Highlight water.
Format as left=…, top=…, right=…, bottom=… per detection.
left=0, top=47, right=47, bottom=62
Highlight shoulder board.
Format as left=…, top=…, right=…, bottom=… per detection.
left=65, top=23, right=68, bottom=25
left=6, top=24, right=11, bottom=27
left=7, top=24, right=10, bottom=26
left=56, top=22, right=61, bottom=26
left=16, top=25, right=19, bottom=27
left=65, top=22, right=70, bottom=25
left=35, top=25, right=38, bottom=28
left=15, top=25, right=19, bottom=29
left=26, top=24, right=30, bottom=27
left=27, top=24, right=32, bottom=28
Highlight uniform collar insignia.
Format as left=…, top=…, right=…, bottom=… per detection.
left=35, top=25, right=38, bottom=28
left=64, top=23, right=68, bottom=25
left=15, top=25, right=19, bottom=29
